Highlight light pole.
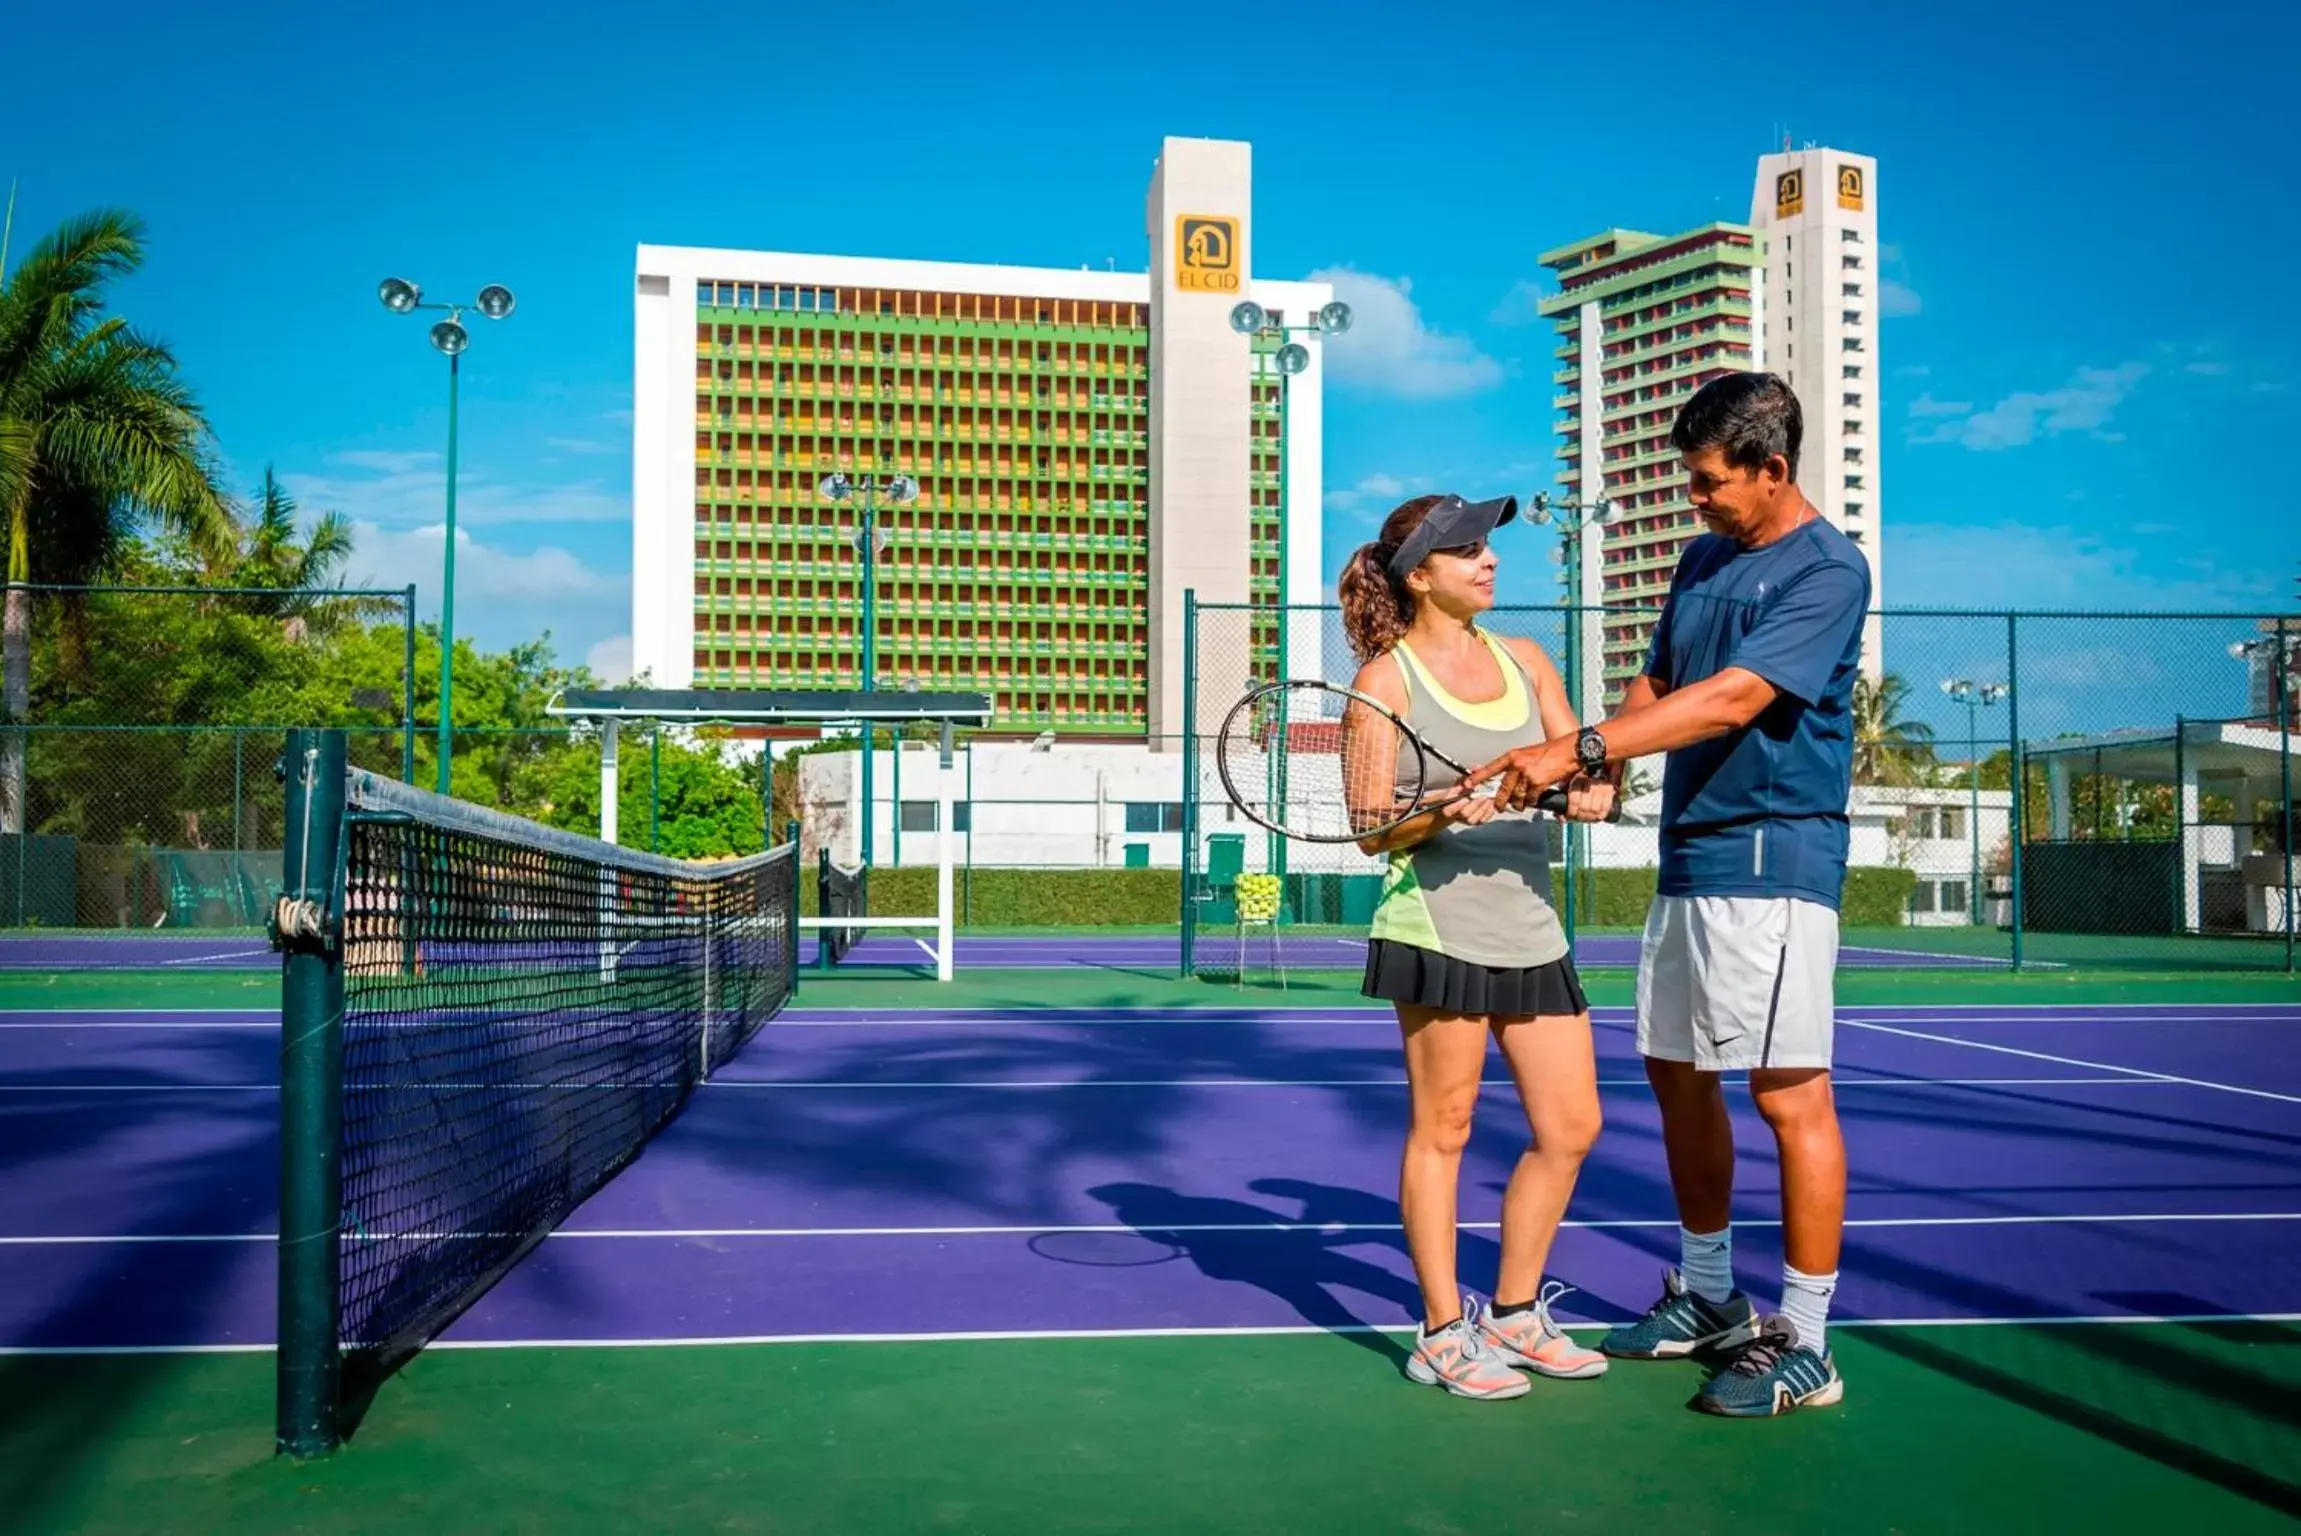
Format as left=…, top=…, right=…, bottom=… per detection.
left=1531, top=492, right=1614, bottom=937
left=1228, top=297, right=1350, bottom=886
left=819, top=470, right=918, bottom=870
left=378, top=277, right=516, bottom=796
left=1940, top=678, right=2008, bottom=925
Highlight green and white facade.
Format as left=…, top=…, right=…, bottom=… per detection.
left=632, top=137, right=1332, bottom=744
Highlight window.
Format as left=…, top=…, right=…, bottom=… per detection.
left=1843, top=448, right=1863, bottom=464
left=1841, top=228, right=1862, bottom=243
left=1843, top=309, right=1861, bottom=325
left=1909, top=880, right=1937, bottom=914
left=1941, top=807, right=1966, bottom=840
left=899, top=800, right=939, bottom=833
left=1845, top=419, right=1864, bottom=435
left=1908, top=807, right=1936, bottom=839
left=1124, top=801, right=1186, bottom=833
left=1846, top=501, right=1866, bottom=518
left=1843, top=364, right=1863, bottom=379
left=1842, top=255, right=1864, bottom=270
left=1842, top=337, right=1864, bottom=351
left=1842, top=283, right=1863, bottom=298
left=1842, top=391, right=1861, bottom=408
left=1843, top=474, right=1864, bottom=490
left=1940, top=880, right=1970, bottom=916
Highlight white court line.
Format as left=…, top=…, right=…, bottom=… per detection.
left=0, top=1074, right=2211, bottom=1095
left=1841, top=1017, right=2301, bottom=1106
left=7, top=1210, right=2296, bottom=1247
left=6, top=1311, right=2298, bottom=1357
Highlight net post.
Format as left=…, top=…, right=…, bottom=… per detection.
left=400, top=586, right=418, bottom=785
left=274, top=728, right=348, bottom=1459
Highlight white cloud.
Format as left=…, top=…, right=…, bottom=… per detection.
left=1907, top=393, right=1973, bottom=418
left=545, top=436, right=623, bottom=456
left=281, top=454, right=628, bottom=530
left=1324, top=471, right=1407, bottom=514
left=586, top=633, right=635, bottom=685
left=1303, top=267, right=1505, bottom=399
left=1908, top=363, right=2148, bottom=451
left=1488, top=279, right=1548, bottom=327
left=345, top=521, right=629, bottom=669
left=1879, top=279, right=1922, bottom=318
left=2184, top=360, right=2230, bottom=376
left=1888, top=519, right=2277, bottom=612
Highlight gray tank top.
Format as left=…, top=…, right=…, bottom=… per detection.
left=1367, top=629, right=1568, bottom=970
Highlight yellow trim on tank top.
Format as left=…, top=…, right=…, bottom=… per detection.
left=1392, top=629, right=1531, bottom=732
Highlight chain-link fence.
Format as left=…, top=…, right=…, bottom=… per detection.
left=0, top=584, right=418, bottom=930
left=1180, top=599, right=2298, bottom=978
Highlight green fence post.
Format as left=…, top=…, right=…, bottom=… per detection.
left=649, top=724, right=661, bottom=854
left=2172, top=713, right=2187, bottom=936
left=2006, top=614, right=2025, bottom=972
left=274, top=728, right=348, bottom=1458
left=1179, top=590, right=1200, bottom=979
left=963, top=742, right=974, bottom=928
left=401, top=586, right=418, bottom=785
left=2278, top=618, right=2293, bottom=975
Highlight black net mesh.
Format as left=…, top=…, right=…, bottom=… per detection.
left=334, top=771, right=797, bottom=1379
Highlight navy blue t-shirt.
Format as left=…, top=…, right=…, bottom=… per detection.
left=1643, top=517, right=1871, bottom=908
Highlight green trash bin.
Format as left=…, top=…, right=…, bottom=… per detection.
left=1202, top=832, right=1244, bottom=925
left=1123, top=842, right=1149, bottom=868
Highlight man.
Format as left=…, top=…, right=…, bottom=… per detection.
left=1463, top=372, right=1867, bottom=1418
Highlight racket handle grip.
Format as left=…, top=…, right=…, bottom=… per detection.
left=1535, top=787, right=1624, bottom=824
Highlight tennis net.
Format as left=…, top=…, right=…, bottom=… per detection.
left=327, top=766, right=797, bottom=1392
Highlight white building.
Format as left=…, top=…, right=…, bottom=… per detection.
left=1749, top=144, right=1886, bottom=674
left=630, top=136, right=1330, bottom=749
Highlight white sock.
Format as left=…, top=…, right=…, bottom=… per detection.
left=1679, top=1226, right=1734, bottom=1305
left=1781, top=1265, right=1838, bottom=1353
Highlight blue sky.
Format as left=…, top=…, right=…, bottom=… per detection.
left=5, top=0, right=2295, bottom=719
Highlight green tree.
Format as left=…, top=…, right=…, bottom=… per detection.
left=1852, top=673, right=1938, bottom=787
left=0, top=209, right=234, bottom=828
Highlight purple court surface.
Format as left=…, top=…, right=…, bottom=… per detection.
left=1, top=999, right=2295, bottom=1352
left=0, top=929, right=2009, bottom=972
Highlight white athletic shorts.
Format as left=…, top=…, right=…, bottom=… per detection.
left=1634, top=895, right=1839, bottom=1072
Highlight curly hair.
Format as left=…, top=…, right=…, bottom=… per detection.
left=1337, top=494, right=1447, bottom=662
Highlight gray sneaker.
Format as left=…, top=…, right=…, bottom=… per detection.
left=1599, top=1267, right=1757, bottom=1359
left=1475, top=1281, right=1609, bottom=1379
left=1405, top=1294, right=1532, bottom=1400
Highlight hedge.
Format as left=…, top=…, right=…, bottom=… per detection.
left=801, top=865, right=1182, bottom=927
left=798, top=861, right=1920, bottom=930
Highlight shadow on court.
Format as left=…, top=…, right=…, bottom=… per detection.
left=1084, top=1180, right=1454, bottom=1363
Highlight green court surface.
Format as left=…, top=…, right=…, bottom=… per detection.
left=5, top=1323, right=2298, bottom=1533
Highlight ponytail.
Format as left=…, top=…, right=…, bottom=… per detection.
left=1338, top=542, right=1411, bottom=661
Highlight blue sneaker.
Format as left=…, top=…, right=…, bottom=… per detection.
left=1598, top=1267, right=1757, bottom=1360
left=1693, top=1314, right=1843, bottom=1418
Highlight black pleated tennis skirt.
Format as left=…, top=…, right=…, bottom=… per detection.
left=1362, top=938, right=1589, bottom=1017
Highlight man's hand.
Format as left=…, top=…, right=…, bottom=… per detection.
left=1562, top=772, right=1616, bottom=824
left=1461, top=734, right=1582, bottom=814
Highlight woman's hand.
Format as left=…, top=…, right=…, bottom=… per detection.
left=1434, top=787, right=1500, bottom=827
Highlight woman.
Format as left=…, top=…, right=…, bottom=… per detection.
left=1338, top=491, right=1613, bottom=1401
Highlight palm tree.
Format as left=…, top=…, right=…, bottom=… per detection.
left=0, top=209, right=235, bottom=829
left=1851, top=673, right=1937, bottom=787
left=218, top=467, right=396, bottom=636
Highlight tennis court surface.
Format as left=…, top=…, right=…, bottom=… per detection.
left=3, top=956, right=2297, bottom=1532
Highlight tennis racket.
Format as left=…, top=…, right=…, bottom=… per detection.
left=1213, top=679, right=1623, bottom=845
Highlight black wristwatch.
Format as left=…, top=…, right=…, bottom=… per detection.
left=1575, top=726, right=1610, bottom=775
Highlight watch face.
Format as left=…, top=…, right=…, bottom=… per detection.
left=1578, top=730, right=1608, bottom=770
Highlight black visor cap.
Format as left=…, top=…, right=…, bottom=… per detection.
left=1385, top=494, right=1520, bottom=577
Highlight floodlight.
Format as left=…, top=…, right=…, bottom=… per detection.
left=476, top=284, right=516, bottom=320
left=886, top=474, right=920, bottom=503
left=1275, top=342, right=1310, bottom=376
left=818, top=473, right=853, bottom=500
left=1317, top=300, right=1353, bottom=334
left=428, top=319, right=469, bottom=356
left=379, top=277, right=421, bottom=314
left=1228, top=300, right=1266, bottom=335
